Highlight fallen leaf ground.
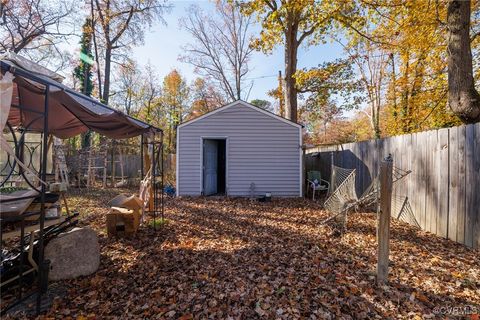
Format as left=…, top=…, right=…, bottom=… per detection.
left=15, top=188, right=480, bottom=319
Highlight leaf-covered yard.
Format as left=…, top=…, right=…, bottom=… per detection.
left=37, top=188, right=479, bottom=318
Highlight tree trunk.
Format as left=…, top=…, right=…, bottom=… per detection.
left=284, top=26, right=298, bottom=123
left=235, top=71, right=241, bottom=100
left=81, top=131, right=91, bottom=149
left=90, top=0, right=102, bottom=99
left=390, top=53, right=398, bottom=122
left=401, top=53, right=410, bottom=133
left=80, top=66, right=92, bottom=150
left=447, top=0, right=480, bottom=123
left=277, top=70, right=285, bottom=117
left=371, top=104, right=381, bottom=139
left=168, top=125, right=172, bottom=154
left=102, top=46, right=112, bottom=104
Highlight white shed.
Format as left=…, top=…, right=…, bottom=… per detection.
left=176, top=100, right=303, bottom=197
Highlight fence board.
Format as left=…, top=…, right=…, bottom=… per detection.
left=414, top=132, right=425, bottom=229
left=437, top=128, right=449, bottom=238
left=409, top=133, right=417, bottom=226
left=305, top=123, right=478, bottom=248
left=465, top=125, right=475, bottom=247
left=456, top=125, right=466, bottom=244
left=474, top=123, right=480, bottom=249
left=404, top=134, right=411, bottom=207
left=448, top=128, right=458, bottom=242
left=425, top=130, right=437, bottom=234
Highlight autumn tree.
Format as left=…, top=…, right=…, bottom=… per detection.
left=137, top=63, right=162, bottom=124
left=295, top=58, right=361, bottom=133
left=74, top=18, right=95, bottom=149
left=447, top=0, right=480, bottom=122
left=189, top=78, right=225, bottom=120
left=250, top=99, right=273, bottom=111
left=112, top=59, right=141, bottom=116
left=118, top=62, right=166, bottom=136
left=90, top=0, right=170, bottom=104
left=181, top=1, right=254, bottom=101
left=340, top=39, right=388, bottom=138
left=162, top=70, right=190, bottom=153
left=343, top=0, right=465, bottom=135
left=240, top=0, right=352, bottom=123
left=267, top=84, right=285, bottom=117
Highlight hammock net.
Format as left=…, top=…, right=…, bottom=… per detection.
left=323, top=163, right=412, bottom=219
left=357, top=166, right=412, bottom=208
left=324, top=166, right=358, bottom=214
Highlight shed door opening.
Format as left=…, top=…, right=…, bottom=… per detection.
left=203, top=139, right=226, bottom=196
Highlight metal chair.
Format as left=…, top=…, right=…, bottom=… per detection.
left=307, top=171, right=330, bottom=200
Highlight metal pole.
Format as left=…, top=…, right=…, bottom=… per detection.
left=329, top=151, right=334, bottom=195
left=18, top=218, right=25, bottom=301
left=161, top=131, right=164, bottom=223
left=152, top=136, right=156, bottom=229
left=36, top=84, right=50, bottom=313
left=140, top=135, right=144, bottom=179
left=19, top=131, right=26, bottom=178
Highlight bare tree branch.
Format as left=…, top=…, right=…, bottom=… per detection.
left=180, top=1, right=254, bottom=102
left=90, top=0, right=171, bottom=104
left=0, top=0, right=77, bottom=60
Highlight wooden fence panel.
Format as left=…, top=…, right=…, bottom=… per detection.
left=456, top=125, right=466, bottom=244
left=304, top=123, right=479, bottom=248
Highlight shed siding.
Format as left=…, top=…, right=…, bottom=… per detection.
left=177, top=102, right=301, bottom=197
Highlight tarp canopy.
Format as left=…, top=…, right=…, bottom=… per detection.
left=1, top=55, right=161, bottom=139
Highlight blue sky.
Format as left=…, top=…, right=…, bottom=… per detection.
left=132, top=0, right=344, bottom=103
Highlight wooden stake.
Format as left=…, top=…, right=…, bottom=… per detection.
left=377, top=154, right=393, bottom=285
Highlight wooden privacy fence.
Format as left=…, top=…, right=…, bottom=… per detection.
left=305, top=122, right=480, bottom=249
left=65, top=154, right=177, bottom=182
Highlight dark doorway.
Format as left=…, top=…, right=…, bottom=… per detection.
left=203, top=139, right=226, bottom=195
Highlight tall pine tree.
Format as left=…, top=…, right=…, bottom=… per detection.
left=74, top=18, right=94, bottom=149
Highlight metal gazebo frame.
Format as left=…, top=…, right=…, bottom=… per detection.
left=0, top=66, right=52, bottom=315
left=141, top=132, right=165, bottom=228
left=0, top=59, right=164, bottom=315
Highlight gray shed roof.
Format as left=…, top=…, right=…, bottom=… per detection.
left=178, top=100, right=302, bottom=130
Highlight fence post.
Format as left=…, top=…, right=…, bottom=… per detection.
left=111, top=140, right=116, bottom=187
left=377, top=154, right=393, bottom=285
left=329, top=151, right=334, bottom=195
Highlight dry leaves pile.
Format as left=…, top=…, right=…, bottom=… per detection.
left=20, top=188, right=480, bottom=318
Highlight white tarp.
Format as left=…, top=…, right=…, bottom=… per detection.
left=0, top=71, right=14, bottom=131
